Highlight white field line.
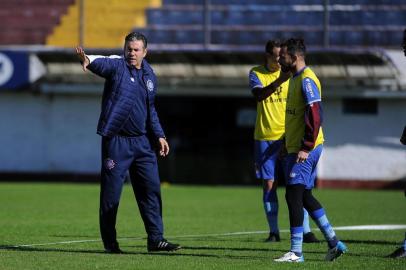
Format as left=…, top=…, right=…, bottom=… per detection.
left=5, top=224, right=406, bottom=248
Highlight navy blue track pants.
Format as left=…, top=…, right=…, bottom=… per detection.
left=99, top=135, right=164, bottom=248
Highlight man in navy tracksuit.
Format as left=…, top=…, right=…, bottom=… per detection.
left=75, top=32, right=180, bottom=253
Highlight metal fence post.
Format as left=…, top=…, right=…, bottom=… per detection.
left=79, top=0, right=85, bottom=47
left=204, top=0, right=211, bottom=50
left=323, top=0, right=330, bottom=48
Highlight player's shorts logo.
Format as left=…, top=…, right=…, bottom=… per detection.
left=147, top=79, right=154, bottom=91
left=104, top=158, right=116, bottom=170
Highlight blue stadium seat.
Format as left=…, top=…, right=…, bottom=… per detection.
left=210, top=10, right=324, bottom=26
left=139, top=28, right=204, bottom=44
left=388, top=31, right=403, bottom=46
left=364, top=31, right=382, bottom=47
left=147, top=0, right=404, bottom=49
left=164, top=0, right=324, bottom=5
left=346, top=32, right=363, bottom=46
left=163, top=0, right=203, bottom=4
left=147, top=9, right=203, bottom=25
left=176, top=30, right=205, bottom=44
left=212, top=0, right=322, bottom=4
left=385, top=11, right=406, bottom=25
left=211, top=31, right=231, bottom=45
left=302, top=31, right=324, bottom=46
left=330, top=10, right=406, bottom=26
left=330, top=11, right=358, bottom=25
left=330, top=0, right=368, bottom=4
left=329, top=31, right=363, bottom=46
left=329, top=31, right=343, bottom=46
left=330, top=0, right=405, bottom=4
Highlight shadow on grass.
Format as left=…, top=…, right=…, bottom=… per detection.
left=341, top=239, right=400, bottom=246
left=2, top=238, right=393, bottom=260
left=126, top=243, right=331, bottom=257
left=0, top=245, right=219, bottom=258
left=50, top=234, right=101, bottom=238
left=0, top=245, right=265, bottom=260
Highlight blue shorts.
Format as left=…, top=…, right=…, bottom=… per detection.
left=254, top=140, right=283, bottom=181
left=284, top=144, right=323, bottom=189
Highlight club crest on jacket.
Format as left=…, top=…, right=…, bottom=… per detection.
left=147, top=79, right=154, bottom=91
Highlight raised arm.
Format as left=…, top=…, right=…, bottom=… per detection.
left=74, top=46, right=120, bottom=78
left=251, top=70, right=290, bottom=102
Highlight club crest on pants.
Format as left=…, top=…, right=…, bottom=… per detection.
left=104, top=158, right=116, bottom=170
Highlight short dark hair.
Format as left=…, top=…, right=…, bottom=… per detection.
left=265, top=39, right=281, bottom=54
left=282, top=38, right=306, bottom=57
left=125, top=32, right=147, bottom=49
left=403, top=28, right=406, bottom=44
left=403, top=28, right=406, bottom=56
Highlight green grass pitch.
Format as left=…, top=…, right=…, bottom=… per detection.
left=0, top=182, right=405, bottom=269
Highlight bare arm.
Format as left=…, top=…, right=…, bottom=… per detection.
left=252, top=71, right=290, bottom=102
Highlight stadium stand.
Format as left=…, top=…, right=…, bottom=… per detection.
left=0, top=0, right=403, bottom=49
left=47, top=0, right=161, bottom=48
left=138, top=0, right=405, bottom=50
left=0, top=0, right=73, bottom=45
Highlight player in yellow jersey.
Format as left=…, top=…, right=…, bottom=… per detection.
left=274, top=38, right=347, bottom=263
left=249, top=40, right=318, bottom=243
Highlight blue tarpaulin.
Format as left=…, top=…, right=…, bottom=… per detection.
left=0, top=51, right=29, bottom=90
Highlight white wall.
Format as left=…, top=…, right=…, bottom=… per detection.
left=0, top=91, right=405, bottom=182
left=0, top=92, right=101, bottom=173
left=320, top=98, right=406, bottom=181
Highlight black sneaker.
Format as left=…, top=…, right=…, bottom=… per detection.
left=147, top=239, right=181, bottom=252
left=387, top=247, right=406, bottom=258
left=265, top=232, right=280, bottom=242
left=104, top=242, right=123, bottom=254
left=303, top=232, right=319, bottom=243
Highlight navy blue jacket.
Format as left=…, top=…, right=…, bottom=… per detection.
left=87, top=55, right=165, bottom=139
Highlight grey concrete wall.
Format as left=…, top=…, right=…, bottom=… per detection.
left=320, top=98, right=406, bottom=181
left=0, top=91, right=405, bottom=182
left=0, top=92, right=101, bottom=173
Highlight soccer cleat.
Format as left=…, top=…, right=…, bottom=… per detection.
left=147, top=239, right=181, bottom=252
left=265, top=232, right=280, bottom=242
left=325, top=241, right=347, bottom=261
left=387, top=247, right=406, bottom=258
left=274, top=251, right=304, bottom=262
left=104, top=243, right=123, bottom=254
left=303, top=232, right=319, bottom=243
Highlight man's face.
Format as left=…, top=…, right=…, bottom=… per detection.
left=124, top=40, right=147, bottom=68
left=266, top=46, right=281, bottom=65
left=278, top=46, right=294, bottom=71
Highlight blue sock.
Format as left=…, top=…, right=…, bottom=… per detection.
left=290, top=226, right=303, bottom=256
left=303, top=209, right=311, bottom=234
left=403, top=233, right=406, bottom=251
left=263, top=190, right=279, bottom=234
left=311, top=208, right=338, bottom=248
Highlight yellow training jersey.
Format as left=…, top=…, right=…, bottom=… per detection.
left=249, top=65, right=289, bottom=141
left=285, top=67, right=324, bottom=153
